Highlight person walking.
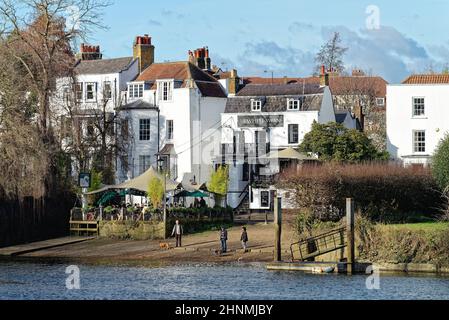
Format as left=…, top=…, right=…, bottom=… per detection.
left=171, top=220, right=183, bottom=247
left=220, top=226, right=228, bottom=253
left=240, top=227, right=249, bottom=252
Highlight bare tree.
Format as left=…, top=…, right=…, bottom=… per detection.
left=57, top=83, right=130, bottom=185
left=0, top=45, right=48, bottom=198
left=314, top=32, right=348, bottom=75
left=0, top=0, right=111, bottom=197
left=0, top=0, right=110, bottom=138
left=331, top=71, right=387, bottom=151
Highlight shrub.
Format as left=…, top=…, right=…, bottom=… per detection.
left=278, top=162, right=443, bottom=222
left=147, top=177, right=164, bottom=209
left=299, top=122, right=389, bottom=162
left=432, top=134, right=449, bottom=191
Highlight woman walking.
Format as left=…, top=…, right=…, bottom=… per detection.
left=240, top=227, right=249, bottom=253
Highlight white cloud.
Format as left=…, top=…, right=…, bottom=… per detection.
left=225, top=24, right=449, bottom=82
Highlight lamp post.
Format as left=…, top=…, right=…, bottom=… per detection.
left=264, top=70, right=274, bottom=85
left=158, top=157, right=167, bottom=239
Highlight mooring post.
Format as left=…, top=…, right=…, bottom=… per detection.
left=274, top=193, right=282, bottom=262
left=346, top=198, right=355, bottom=275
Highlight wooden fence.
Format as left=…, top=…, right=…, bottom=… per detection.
left=0, top=194, right=75, bottom=248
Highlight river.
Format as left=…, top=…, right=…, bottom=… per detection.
left=1, top=261, right=449, bottom=300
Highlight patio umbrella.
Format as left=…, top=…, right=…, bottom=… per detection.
left=96, top=191, right=119, bottom=206
left=174, top=190, right=209, bottom=198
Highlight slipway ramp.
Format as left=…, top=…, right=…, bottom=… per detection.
left=0, top=237, right=95, bottom=257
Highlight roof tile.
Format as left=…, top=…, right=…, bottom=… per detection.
left=402, top=74, right=449, bottom=84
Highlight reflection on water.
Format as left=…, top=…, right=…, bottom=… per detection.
left=1, top=261, right=449, bottom=300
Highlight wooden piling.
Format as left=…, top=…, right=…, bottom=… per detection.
left=274, top=193, right=282, bottom=262
left=346, top=198, right=355, bottom=275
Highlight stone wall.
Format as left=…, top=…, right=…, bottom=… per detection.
left=99, top=221, right=165, bottom=240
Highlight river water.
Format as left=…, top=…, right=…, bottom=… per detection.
left=1, top=261, right=449, bottom=300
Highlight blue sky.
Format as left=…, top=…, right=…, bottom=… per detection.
left=90, top=0, right=449, bottom=83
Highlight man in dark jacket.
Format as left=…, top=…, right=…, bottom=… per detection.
left=220, top=227, right=228, bottom=253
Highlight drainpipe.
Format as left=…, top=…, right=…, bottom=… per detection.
left=155, top=91, right=160, bottom=155
left=198, top=92, right=202, bottom=183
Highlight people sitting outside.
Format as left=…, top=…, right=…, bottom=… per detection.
left=194, top=197, right=200, bottom=208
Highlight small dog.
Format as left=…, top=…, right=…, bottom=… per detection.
left=213, top=249, right=223, bottom=256
left=159, top=242, right=171, bottom=250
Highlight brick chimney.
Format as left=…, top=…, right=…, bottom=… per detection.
left=77, top=44, right=102, bottom=61
left=133, top=34, right=155, bottom=74
left=354, top=100, right=365, bottom=131
left=228, top=69, right=240, bottom=96
left=319, top=65, right=329, bottom=87
left=190, top=46, right=211, bottom=71
left=352, top=69, right=365, bottom=77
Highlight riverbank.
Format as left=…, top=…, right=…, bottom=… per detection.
left=1, top=218, right=294, bottom=267
left=2, top=214, right=449, bottom=275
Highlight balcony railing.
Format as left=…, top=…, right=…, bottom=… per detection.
left=220, top=143, right=270, bottom=157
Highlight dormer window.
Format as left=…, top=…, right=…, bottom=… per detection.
left=251, top=99, right=262, bottom=112
left=128, top=83, right=144, bottom=99
left=287, top=99, right=301, bottom=111
left=158, top=80, right=173, bottom=102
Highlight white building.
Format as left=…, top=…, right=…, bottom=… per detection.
left=53, top=44, right=140, bottom=116
left=119, top=60, right=228, bottom=185
left=52, top=35, right=158, bottom=181
left=116, top=100, right=159, bottom=181
left=387, top=74, right=449, bottom=166
left=218, top=80, right=337, bottom=210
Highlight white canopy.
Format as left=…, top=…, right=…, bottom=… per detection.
left=86, top=167, right=179, bottom=195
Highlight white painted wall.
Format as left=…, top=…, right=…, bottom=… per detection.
left=125, top=83, right=226, bottom=184
left=221, top=111, right=320, bottom=149
left=117, top=108, right=159, bottom=182
left=221, top=90, right=339, bottom=209
left=387, top=84, right=449, bottom=166
left=54, top=60, right=139, bottom=115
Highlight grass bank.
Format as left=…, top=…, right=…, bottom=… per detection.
left=357, top=220, right=449, bottom=267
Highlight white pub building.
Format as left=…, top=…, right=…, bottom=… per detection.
left=387, top=74, right=449, bottom=166
left=218, top=73, right=339, bottom=211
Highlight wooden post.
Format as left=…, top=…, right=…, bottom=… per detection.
left=346, top=198, right=355, bottom=275
left=274, top=193, right=282, bottom=262
left=163, top=172, right=168, bottom=239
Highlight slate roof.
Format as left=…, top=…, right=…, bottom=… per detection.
left=236, top=83, right=324, bottom=96
left=335, top=111, right=351, bottom=124
left=402, top=74, right=449, bottom=84
left=74, top=57, right=136, bottom=75
left=243, top=76, right=387, bottom=97
left=225, top=83, right=324, bottom=113
left=135, top=61, right=227, bottom=98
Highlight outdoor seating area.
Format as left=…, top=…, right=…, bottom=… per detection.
left=72, top=167, right=222, bottom=223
